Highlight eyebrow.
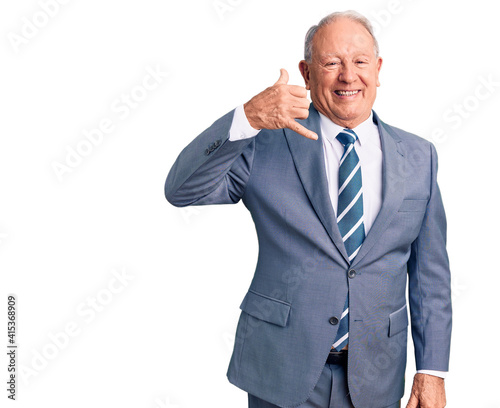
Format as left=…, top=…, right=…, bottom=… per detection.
left=319, top=53, right=342, bottom=58
left=318, top=53, right=371, bottom=61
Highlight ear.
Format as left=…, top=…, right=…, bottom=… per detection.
left=298, top=60, right=311, bottom=90
left=375, top=57, right=383, bottom=87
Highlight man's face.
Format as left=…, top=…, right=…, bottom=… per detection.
left=299, top=18, right=383, bottom=129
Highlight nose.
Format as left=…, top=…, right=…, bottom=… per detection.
left=338, top=62, right=356, bottom=83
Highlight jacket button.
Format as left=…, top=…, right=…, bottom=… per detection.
left=348, top=269, right=356, bottom=279
left=329, top=316, right=339, bottom=325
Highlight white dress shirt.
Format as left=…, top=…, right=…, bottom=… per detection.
left=228, top=104, right=446, bottom=379
left=318, top=110, right=382, bottom=234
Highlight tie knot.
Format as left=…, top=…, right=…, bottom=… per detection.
left=336, top=129, right=358, bottom=147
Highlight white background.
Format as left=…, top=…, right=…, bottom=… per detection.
left=1, top=0, right=499, bottom=407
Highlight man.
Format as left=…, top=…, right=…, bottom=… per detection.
left=165, top=10, right=451, bottom=408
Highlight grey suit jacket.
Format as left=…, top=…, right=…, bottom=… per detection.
left=165, top=104, right=452, bottom=408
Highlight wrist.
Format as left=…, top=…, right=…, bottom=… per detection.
left=243, top=101, right=262, bottom=130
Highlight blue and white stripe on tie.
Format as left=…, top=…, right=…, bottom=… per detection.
left=332, top=128, right=366, bottom=352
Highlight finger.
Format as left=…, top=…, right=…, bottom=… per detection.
left=288, top=85, right=308, bottom=98
left=290, top=97, right=311, bottom=110
left=274, top=68, right=289, bottom=86
left=405, top=394, right=418, bottom=408
left=290, top=107, right=310, bottom=120
left=285, top=119, right=318, bottom=140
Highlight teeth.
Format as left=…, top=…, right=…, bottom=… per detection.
left=336, top=90, right=359, bottom=96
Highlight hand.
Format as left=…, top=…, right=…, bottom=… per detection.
left=406, top=373, right=446, bottom=408
left=243, top=68, right=318, bottom=140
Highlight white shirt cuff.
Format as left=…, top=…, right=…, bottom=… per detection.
left=416, top=370, right=447, bottom=379
left=229, top=104, right=260, bottom=141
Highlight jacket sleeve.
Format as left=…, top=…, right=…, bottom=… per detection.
left=407, top=142, right=452, bottom=372
left=164, top=109, right=256, bottom=207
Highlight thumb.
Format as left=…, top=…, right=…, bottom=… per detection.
left=274, top=68, right=289, bottom=86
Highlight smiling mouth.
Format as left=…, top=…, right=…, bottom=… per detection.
left=334, top=90, right=360, bottom=96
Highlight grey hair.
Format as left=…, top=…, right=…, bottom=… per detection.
left=304, top=10, right=379, bottom=62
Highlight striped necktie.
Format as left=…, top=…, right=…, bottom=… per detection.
left=332, top=128, right=365, bottom=351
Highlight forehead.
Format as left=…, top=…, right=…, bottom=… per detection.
left=312, top=18, right=375, bottom=57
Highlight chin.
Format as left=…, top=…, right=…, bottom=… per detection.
left=334, top=109, right=361, bottom=121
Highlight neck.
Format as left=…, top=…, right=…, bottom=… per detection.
left=315, top=107, right=372, bottom=129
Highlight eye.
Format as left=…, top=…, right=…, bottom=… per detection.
left=325, top=61, right=340, bottom=68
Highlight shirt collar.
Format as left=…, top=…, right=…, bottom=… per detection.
left=318, top=110, right=377, bottom=146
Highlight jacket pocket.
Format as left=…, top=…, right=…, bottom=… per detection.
left=388, top=304, right=409, bottom=337
left=398, top=199, right=427, bottom=212
left=239, top=290, right=291, bottom=327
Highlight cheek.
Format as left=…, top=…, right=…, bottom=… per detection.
left=314, top=68, right=335, bottom=83
left=362, top=71, right=379, bottom=89
left=314, top=75, right=336, bottom=95
left=309, top=78, right=326, bottom=97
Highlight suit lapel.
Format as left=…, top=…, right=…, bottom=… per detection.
left=284, top=104, right=350, bottom=264
left=351, top=112, right=406, bottom=267
left=284, top=106, right=406, bottom=267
